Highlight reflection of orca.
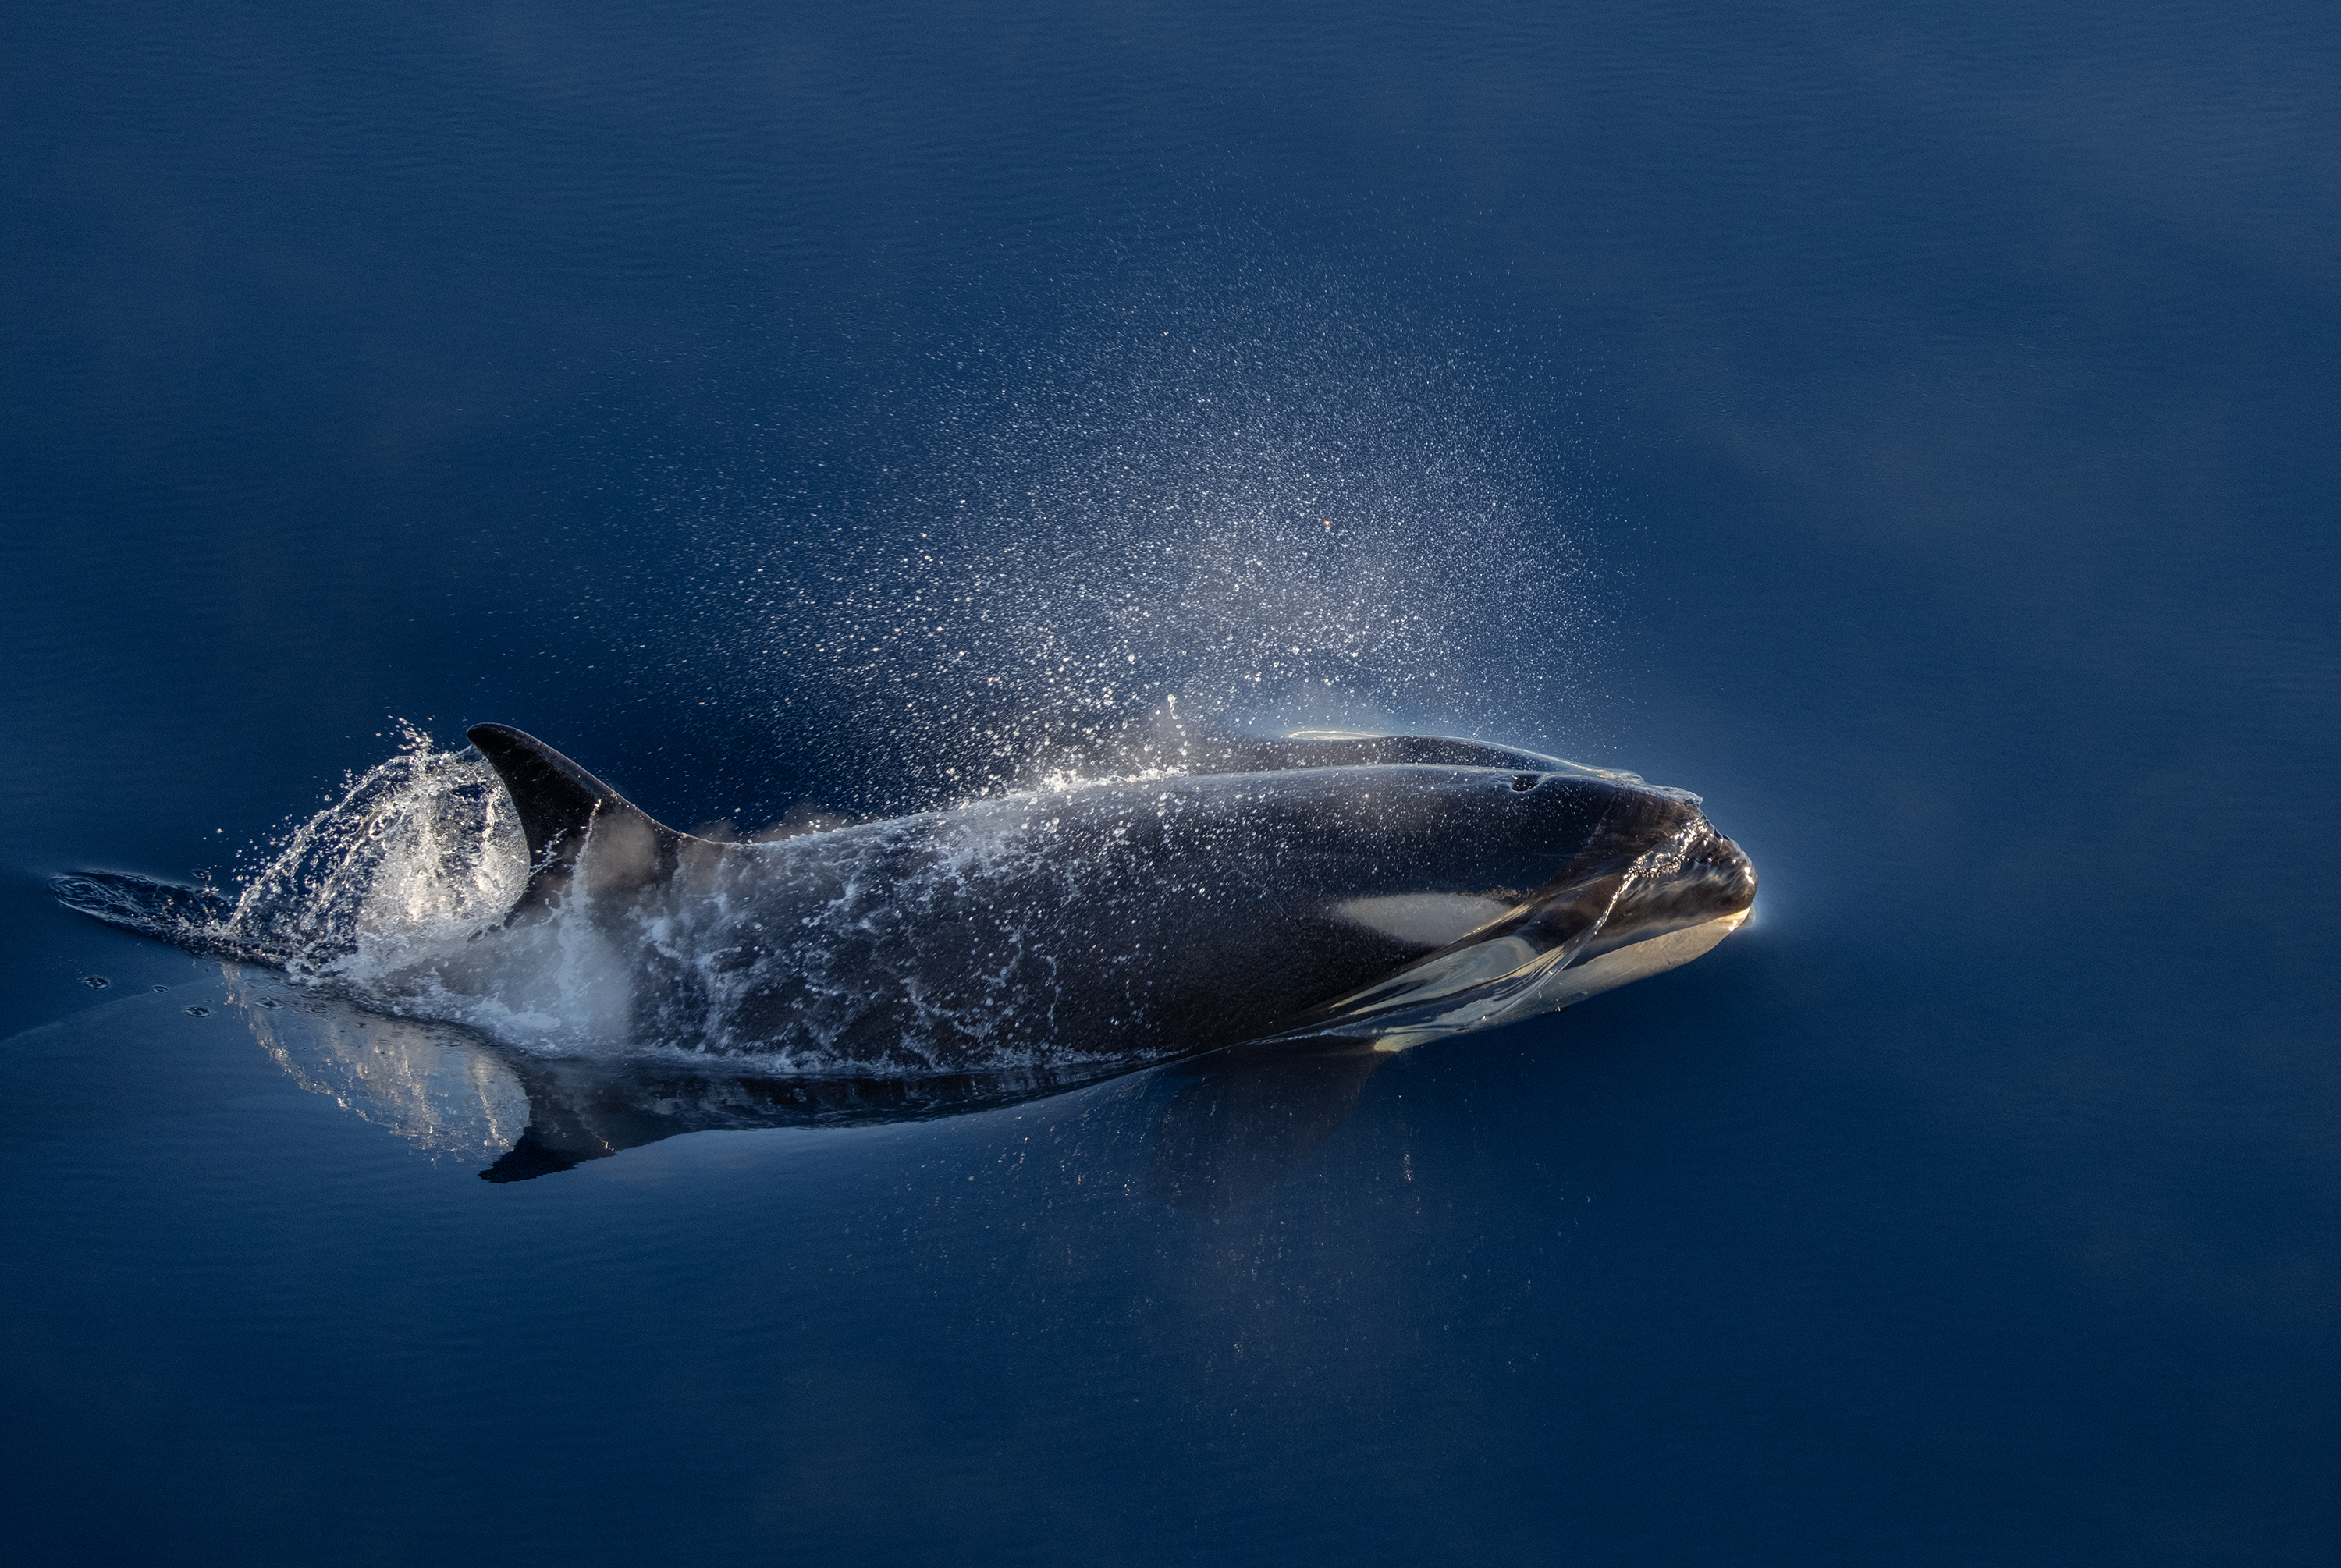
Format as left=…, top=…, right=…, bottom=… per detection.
left=473, top=1052, right=1115, bottom=1182
left=484, top=1039, right=1391, bottom=1201
left=441, top=724, right=1756, bottom=1067
left=204, top=967, right=1382, bottom=1195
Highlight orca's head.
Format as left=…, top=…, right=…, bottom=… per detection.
left=1277, top=761, right=1757, bottom=1048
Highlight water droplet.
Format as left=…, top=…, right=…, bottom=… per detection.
left=81, top=975, right=109, bottom=988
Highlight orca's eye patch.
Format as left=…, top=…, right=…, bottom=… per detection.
left=1512, top=774, right=1540, bottom=792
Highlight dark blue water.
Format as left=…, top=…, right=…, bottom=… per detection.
left=5, top=2, right=2337, bottom=1561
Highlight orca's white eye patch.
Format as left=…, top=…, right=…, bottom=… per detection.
left=1333, top=894, right=1513, bottom=948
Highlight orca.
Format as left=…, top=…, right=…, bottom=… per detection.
left=435, top=723, right=1756, bottom=1070
left=52, top=731, right=1755, bottom=1183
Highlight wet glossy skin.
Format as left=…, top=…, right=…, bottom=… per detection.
left=469, top=730, right=1757, bottom=1069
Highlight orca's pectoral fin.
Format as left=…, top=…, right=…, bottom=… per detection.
left=466, top=724, right=698, bottom=905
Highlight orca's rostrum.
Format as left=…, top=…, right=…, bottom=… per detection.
left=449, top=723, right=1757, bottom=1069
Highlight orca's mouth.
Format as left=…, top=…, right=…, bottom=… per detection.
left=1568, top=822, right=1757, bottom=964
left=1267, top=818, right=1757, bottom=1050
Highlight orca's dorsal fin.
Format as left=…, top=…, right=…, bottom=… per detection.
left=467, top=724, right=698, bottom=906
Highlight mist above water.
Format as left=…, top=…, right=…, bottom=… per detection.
left=663, top=281, right=1610, bottom=807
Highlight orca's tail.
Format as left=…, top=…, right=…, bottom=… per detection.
left=466, top=725, right=698, bottom=906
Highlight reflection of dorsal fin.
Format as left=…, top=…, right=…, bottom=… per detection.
left=467, top=724, right=698, bottom=906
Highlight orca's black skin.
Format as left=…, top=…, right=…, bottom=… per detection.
left=461, top=719, right=1584, bottom=906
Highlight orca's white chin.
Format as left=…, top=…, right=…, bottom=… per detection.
left=1524, top=904, right=1749, bottom=1006
left=1361, top=906, right=1752, bottom=1052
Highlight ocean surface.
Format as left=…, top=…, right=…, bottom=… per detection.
left=5, top=2, right=2337, bottom=1562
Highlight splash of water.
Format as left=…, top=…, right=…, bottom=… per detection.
left=227, top=725, right=528, bottom=977
left=52, top=725, right=530, bottom=981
